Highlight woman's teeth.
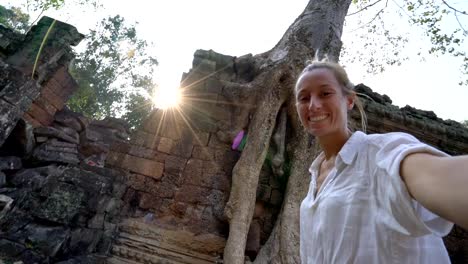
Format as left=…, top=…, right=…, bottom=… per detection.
left=309, top=115, right=328, bottom=122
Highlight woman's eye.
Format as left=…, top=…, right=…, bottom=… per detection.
left=322, top=92, right=332, bottom=97
left=299, top=96, right=309, bottom=102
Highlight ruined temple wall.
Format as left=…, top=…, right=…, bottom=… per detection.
left=0, top=18, right=131, bottom=263
left=105, top=77, right=238, bottom=260
left=24, top=65, right=79, bottom=127
left=351, top=84, right=468, bottom=155
left=1, top=17, right=82, bottom=129
left=106, top=50, right=285, bottom=262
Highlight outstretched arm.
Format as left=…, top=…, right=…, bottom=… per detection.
left=401, top=153, right=468, bottom=230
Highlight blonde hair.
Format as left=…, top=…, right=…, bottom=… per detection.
left=295, top=59, right=367, bottom=132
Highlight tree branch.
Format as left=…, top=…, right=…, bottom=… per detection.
left=455, top=12, right=468, bottom=35
left=348, top=8, right=385, bottom=32
left=441, top=0, right=467, bottom=15
left=347, top=0, right=383, bottom=16
left=26, top=8, right=45, bottom=33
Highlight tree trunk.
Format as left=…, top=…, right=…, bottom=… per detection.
left=223, top=0, right=352, bottom=263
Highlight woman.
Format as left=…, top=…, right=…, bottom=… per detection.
left=296, top=60, right=468, bottom=263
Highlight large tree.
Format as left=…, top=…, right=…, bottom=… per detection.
left=221, top=0, right=467, bottom=263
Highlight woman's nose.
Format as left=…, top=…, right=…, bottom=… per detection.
left=308, top=97, right=322, bottom=110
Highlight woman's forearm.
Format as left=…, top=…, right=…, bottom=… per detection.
left=401, top=153, right=468, bottom=230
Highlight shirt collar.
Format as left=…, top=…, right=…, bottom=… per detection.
left=337, top=131, right=367, bottom=165
left=308, top=131, right=367, bottom=174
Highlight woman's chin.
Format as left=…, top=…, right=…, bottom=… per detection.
left=308, top=127, right=329, bottom=137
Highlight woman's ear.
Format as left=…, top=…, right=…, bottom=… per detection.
left=347, top=92, right=356, bottom=110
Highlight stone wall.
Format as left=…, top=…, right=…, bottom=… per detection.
left=353, top=84, right=468, bottom=155
left=0, top=17, right=130, bottom=263
left=1, top=17, right=82, bottom=129
left=0, top=110, right=129, bottom=263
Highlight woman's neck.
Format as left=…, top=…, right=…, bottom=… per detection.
left=317, top=129, right=352, bottom=160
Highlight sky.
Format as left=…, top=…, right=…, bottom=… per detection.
left=1, top=0, right=467, bottom=122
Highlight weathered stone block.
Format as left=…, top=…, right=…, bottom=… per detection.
left=142, top=110, right=185, bottom=140
left=192, top=131, right=210, bottom=146
left=52, top=123, right=79, bottom=139
left=10, top=165, right=58, bottom=190
left=169, top=202, right=188, bottom=217
left=109, top=141, right=131, bottom=154
left=175, top=185, right=211, bottom=205
left=34, top=95, right=58, bottom=118
left=81, top=141, right=110, bottom=157
left=192, top=146, right=215, bottom=160
left=80, top=127, right=104, bottom=142
left=157, top=137, right=174, bottom=154
left=164, top=155, right=187, bottom=175
left=34, top=126, right=79, bottom=144
left=128, top=145, right=155, bottom=160
left=18, top=224, right=68, bottom=257
left=0, top=99, right=22, bottom=144
left=49, top=75, right=76, bottom=99
left=68, top=228, right=98, bottom=255
left=33, top=182, right=85, bottom=224
left=128, top=173, right=147, bottom=192
left=43, top=139, right=78, bottom=154
left=209, top=173, right=230, bottom=192
left=138, top=192, right=162, bottom=210
left=145, top=178, right=175, bottom=198
left=88, top=214, right=105, bottom=229
left=27, top=102, right=54, bottom=126
left=209, top=131, right=232, bottom=148
left=159, top=172, right=180, bottom=188
left=107, top=152, right=163, bottom=180
left=0, top=171, right=5, bottom=187
left=183, top=158, right=203, bottom=180
left=0, top=239, right=26, bottom=259
left=153, top=151, right=169, bottom=163
left=23, top=112, right=43, bottom=128
left=193, top=58, right=216, bottom=74
left=32, top=145, right=79, bottom=164
left=54, top=108, right=84, bottom=132
left=170, top=139, right=194, bottom=158
left=0, top=156, right=22, bottom=171
left=132, top=130, right=160, bottom=149
left=41, top=86, right=65, bottom=110
left=105, top=151, right=125, bottom=167
left=203, top=160, right=224, bottom=174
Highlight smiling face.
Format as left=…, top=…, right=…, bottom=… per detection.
left=295, top=68, right=355, bottom=138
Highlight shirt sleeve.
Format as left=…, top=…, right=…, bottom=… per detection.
left=373, top=132, right=453, bottom=237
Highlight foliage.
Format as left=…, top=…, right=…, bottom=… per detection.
left=407, top=0, right=467, bottom=85
left=0, top=4, right=30, bottom=33
left=342, top=0, right=467, bottom=85
left=25, top=0, right=100, bottom=12
left=121, top=93, right=154, bottom=129
left=462, top=120, right=468, bottom=128
left=68, top=15, right=158, bottom=129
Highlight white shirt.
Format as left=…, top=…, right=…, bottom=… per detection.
left=300, top=131, right=453, bottom=264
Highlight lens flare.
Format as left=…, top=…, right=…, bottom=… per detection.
left=152, top=86, right=181, bottom=109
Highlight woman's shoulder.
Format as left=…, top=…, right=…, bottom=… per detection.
left=365, top=131, right=420, bottom=148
